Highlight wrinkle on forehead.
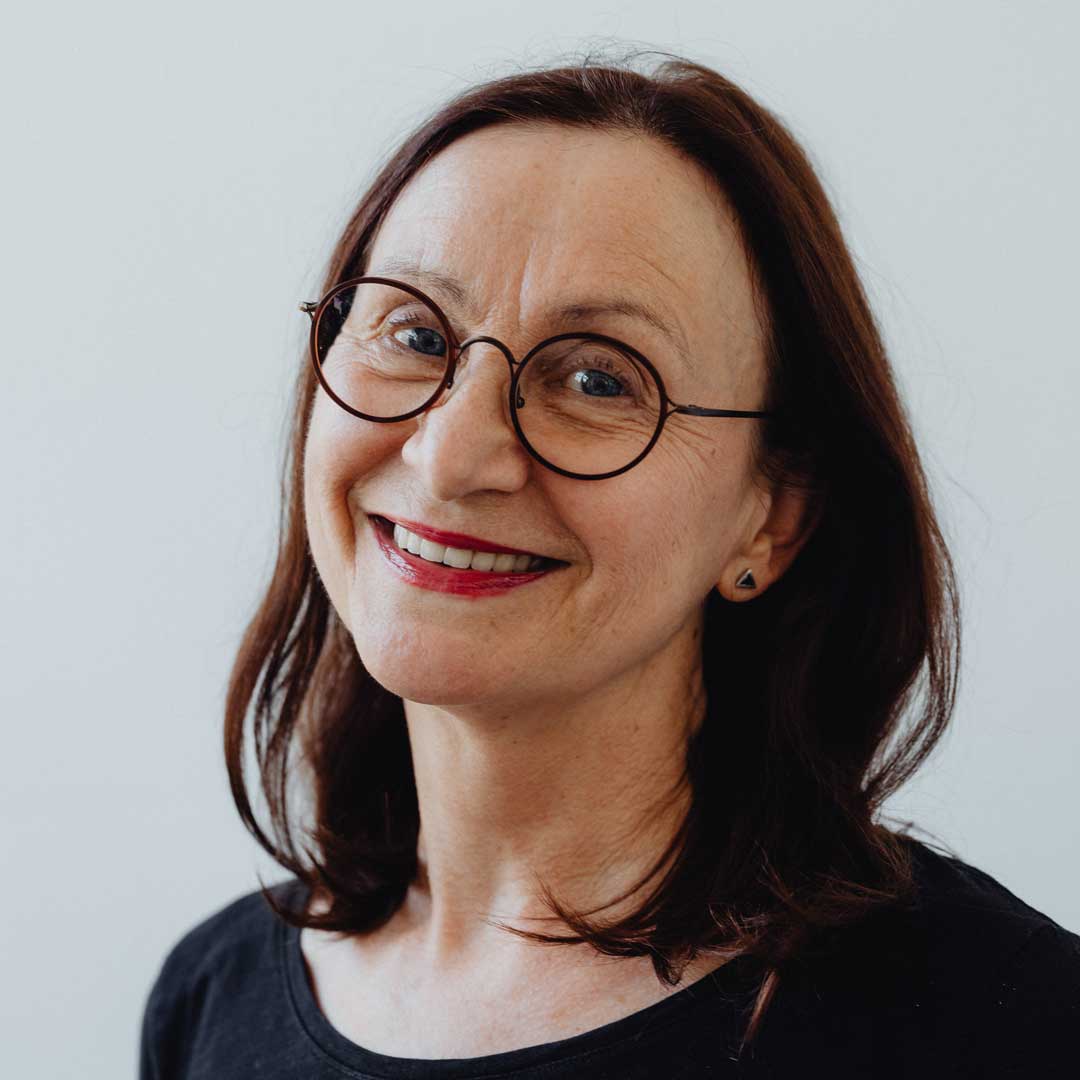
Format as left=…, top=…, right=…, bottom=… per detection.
left=366, top=123, right=766, bottom=401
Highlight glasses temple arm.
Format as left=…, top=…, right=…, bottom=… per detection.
left=671, top=404, right=774, bottom=418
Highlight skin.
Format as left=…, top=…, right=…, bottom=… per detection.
left=300, top=122, right=813, bottom=1056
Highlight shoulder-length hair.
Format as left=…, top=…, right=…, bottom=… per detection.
left=225, top=51, right=960, bottom=1051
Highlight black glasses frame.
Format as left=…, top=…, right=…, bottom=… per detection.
left=301, top=275, right=775, bottom=481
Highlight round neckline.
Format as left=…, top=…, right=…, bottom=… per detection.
left=278, top=880, right=756, bottom=1078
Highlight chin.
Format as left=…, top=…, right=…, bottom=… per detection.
left=354, top=636, right=512, bottom=708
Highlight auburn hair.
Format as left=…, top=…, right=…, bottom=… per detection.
left=224, top=50, right=961, bottom=1052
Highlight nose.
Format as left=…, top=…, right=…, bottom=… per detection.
left=399, top=336, right=532, bottom=499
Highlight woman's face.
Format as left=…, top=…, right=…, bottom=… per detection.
left=303, top=123, right=770, bottom=710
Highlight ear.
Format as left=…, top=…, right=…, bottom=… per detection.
left=716, top=482, right=820, bottom=602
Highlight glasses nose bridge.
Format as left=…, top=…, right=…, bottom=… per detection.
left=448, top=333, right=520, bottom=390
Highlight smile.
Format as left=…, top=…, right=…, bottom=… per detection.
left=369, top=515, right=567, bottom=597
left=391, top=521, right=548, bottom=572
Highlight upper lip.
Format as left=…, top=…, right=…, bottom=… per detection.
left=375, top=514, right=560, bottom=560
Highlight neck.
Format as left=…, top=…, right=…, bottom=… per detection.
left=399, top=620, right=706, bottom=967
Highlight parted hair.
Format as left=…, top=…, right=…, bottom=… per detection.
left=224, top=50, right=961, bottom=1051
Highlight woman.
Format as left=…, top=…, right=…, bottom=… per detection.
left=140, top=54, right=1079, bottom=1077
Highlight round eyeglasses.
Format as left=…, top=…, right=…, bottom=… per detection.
left=300, top=276, right=775, bottom=481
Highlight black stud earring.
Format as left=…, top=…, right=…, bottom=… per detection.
left=735, top=569, right=757, bottom=590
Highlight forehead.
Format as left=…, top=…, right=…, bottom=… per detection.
left=366, top=123, right=762, bottom=388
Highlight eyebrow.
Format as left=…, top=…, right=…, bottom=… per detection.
left=367, top=257, right=697, bottom=375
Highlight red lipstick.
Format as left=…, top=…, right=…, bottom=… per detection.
left=381, top=515, right=543, bottom=557
left=370, top=515, right=563, bottom=597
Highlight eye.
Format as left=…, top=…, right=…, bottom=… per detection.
left=569, top=368, right=626, bottom=397
left=393, top=325, right=447, bottom=356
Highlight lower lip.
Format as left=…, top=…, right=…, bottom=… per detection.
left=370, top=516, right=563, bottom=597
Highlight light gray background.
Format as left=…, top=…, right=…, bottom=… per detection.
left=3, top=2, right=1077, bottom=1076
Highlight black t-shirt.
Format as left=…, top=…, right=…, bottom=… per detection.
left=138, top=837, right=1080, bottom=1078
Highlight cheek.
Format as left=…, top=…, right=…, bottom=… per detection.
left=622, top=441, right=743, bottom=588
left=301, top=433, right=345, bottom=607
left=306, top=399, right=407, bottom=507
left=302, top=407, right=381, bottom=567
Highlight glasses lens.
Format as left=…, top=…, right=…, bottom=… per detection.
left=314, top=282, right=450, bottom=419
left=515, top=337, right=663, bottom=476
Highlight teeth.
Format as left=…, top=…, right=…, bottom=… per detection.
left=442, top=545, right=473, bottom=569
left=418, top=538, right=445, bottom=563
left=391, top=522, right=545, bottom=573
left=470, top=551, right=496, bottom=571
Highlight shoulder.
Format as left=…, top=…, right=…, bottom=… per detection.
left=806, top=836, right=1076, bottom=961
left=902, top=836, right=1079, bottom=970
left=139, top=877, right=305, bottom=1077
left=906, top=839, right=1080, bottom=1071
left=782, top=836, right=1080, bottom=1075
left=148, top=877, right=301, bottom=995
